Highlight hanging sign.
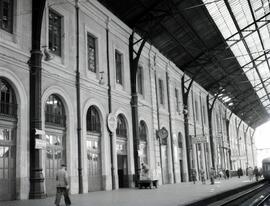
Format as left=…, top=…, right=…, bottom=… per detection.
left=35, top=138, right=47, bottom=150
left=192, top=135, right=207, bottom=143
left=107, top=113, right=117, bottom=132
left=35, top=128, right=45, bottom=136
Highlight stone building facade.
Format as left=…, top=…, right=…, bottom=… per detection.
left=0, top=0, right=256, bottom=200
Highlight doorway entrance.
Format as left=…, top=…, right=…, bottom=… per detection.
left=0, top=127, right=16, bottom=200
left=44, top=94, right=66, bottom=196
left=117, top=154, right=128, bottom=188
left=0, top=79, right=17, bottom=200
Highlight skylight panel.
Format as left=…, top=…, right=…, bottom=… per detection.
left=262, top=99, right=270, bottom=106
left=257, top=63, right=270, bottom=77
left=203, top=0, right=270, bottom=113
left=257, top=89, right=266, bottom=98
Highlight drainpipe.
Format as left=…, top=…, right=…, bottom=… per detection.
left=75, top=0, right=83, bottom=194
left=154, top=68, right=163, bottom=183
left=106, top=19, right=115, bottom=189
left=29, top=0, right=46, bottom=199
left=244, top=126, right=249, bottom=167
left=165, top=68, right=176, bottom=183
left=199, top=93, right=208, bottom=178
left=191, top=89, right=199, bottom=173
left=207, top=94, right=218, bottom=170
left=226, top=112, right=233, bottom=170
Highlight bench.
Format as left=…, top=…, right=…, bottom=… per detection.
left=138, top=179, right=158, bottom=189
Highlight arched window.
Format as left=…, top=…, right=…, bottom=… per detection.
left=139, top=120, right=147, bottom=141
left=116, top=114, right=127, bottom=138
left=45, top=94, right=65, bottom=126
left=178, top=133, right=183, bottom=149
left=86, top=106, right=101, bottom=133
left=0, top=78, right=17, bottom=117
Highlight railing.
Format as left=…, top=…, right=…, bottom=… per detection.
left=0, top=101, right=17, bottom=117
left=45, top=113, right=66, bottom=127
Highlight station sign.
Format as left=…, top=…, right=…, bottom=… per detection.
left=157, top=127, right=168, bottom=139
left=107, top=113, right=117, bottom=132
left=35, top=138, right=47, bottom=150
left=192, top=135, right=207, bottom=143
left=35, top=128, right=45, bottom=136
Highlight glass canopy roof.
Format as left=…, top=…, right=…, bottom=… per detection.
left=203, top=0, right=270, bottom=113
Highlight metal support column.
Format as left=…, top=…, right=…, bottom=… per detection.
left=182, top=75, right=194, bottom=181
left=29, top=0, right=46, bottom=199
left=75, top=0, right=83, bottom=194
left=129, top=31, right=146, bottom=186
left=206, top=94, right=218, bottom=170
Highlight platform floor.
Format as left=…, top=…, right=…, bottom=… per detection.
left=0, top=176, right=260, bottom=206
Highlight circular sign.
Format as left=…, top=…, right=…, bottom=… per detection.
left=157, top=127, right=168, bottom=139
left=107, top=113, right=117, bottom=132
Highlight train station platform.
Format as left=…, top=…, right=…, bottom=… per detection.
left=0, top=176, right=261, bottom=206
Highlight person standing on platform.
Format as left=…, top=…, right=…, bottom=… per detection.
left=55, top=163, right=71, bottom=206
left=248, top=167, right=253, bottom=181
left=225, top=169, right=230, bottom=179
left=253, top=166, right=259, bottom=182
left=191, top=168, right=197, bottom=184
left=199, top=169, right=206, bottom=184
left=237, top=168, right=241, bottom=178
left=209, top=167, right=215, bottom=185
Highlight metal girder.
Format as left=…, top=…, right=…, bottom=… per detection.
left=180, top=11, right=270, bottom=72
left=225, top=11, right=270, bottom=49
left=224, top=0, right=270, bottom=107
left=247, top=0, right=270, bottom=74
left=206, top=49, right=270, bottom=90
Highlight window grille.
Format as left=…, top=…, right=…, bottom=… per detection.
left=115, top=50, right=122, bottom=85
left=175, top=88, right=180, bottom=113
left=87, top=34, right=96, bottom=72
left=49, top=9, right=62, bottom=56
left=0, top=0, right=13, bottom=33
left=178, top=133, right=183, bottom=148
left=139, top=121, right=147, bottom=141
left=0, top=78, right=17, bottom=117
left=158, top=79, right=164, bottom=105
left=86, top=106, right=101, bottom=133
left=45, top=94, right=66, bottom=127
left=116, top=114, right=127, bottom=138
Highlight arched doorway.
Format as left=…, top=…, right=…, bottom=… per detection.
left=45, top=94, right=66, bottom=196
left=86, top=106, right=102, bottom=192
left=139, top=120, right=148, bottom=164
left=178, top=132, right=184, bottom=182
left=0, top=78, right=17, bottom=200
left=116, top=114, right=128, bottom=188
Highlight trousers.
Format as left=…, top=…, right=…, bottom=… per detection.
left=55, top=187, right=71, bottom=206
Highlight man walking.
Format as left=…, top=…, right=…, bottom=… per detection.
left=55, top=163, right=71, bottom=206
left=209, top=167, right=215, bottom=185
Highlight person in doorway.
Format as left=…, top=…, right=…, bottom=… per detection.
left=209, top=167, right=215, bottom=185
left=55, top=163, right=71, bottom=206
